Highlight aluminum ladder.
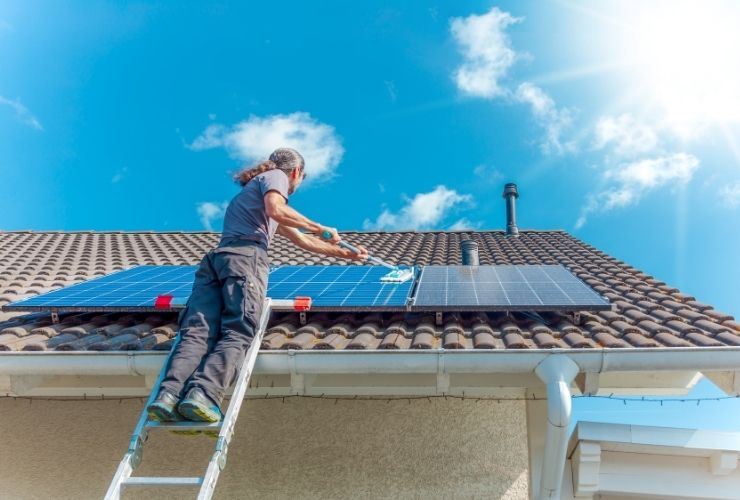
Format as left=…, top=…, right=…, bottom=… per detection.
left=104, top=297, right=311, bottom=500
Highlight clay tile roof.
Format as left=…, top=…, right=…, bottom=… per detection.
left=0, top=230, right=738, bottom=352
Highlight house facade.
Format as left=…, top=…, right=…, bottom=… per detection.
left=0, top=230, right=738, bottom=499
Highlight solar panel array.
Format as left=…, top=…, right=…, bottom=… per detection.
left=5, top=263, right=610, bottom=313
left=412, top=265, right=610, bottom=311
left=4, top=265, right=197, bottom=312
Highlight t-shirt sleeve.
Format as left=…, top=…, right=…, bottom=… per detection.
left=259, top=170, right=290, bottom=201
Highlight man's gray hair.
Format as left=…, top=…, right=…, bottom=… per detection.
left=269, top=148, right=305, bottom=174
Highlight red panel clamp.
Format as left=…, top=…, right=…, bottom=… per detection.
left=293, top=297, right=312, bottom=311
left=154, top=294, right=173, bottom=309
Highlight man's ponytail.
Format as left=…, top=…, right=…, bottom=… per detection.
left=233, top=160, right=278, bottom=187
left=232, top=147, right=305, bottom=187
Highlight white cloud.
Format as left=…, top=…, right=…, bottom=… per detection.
left=515, top=83, right=575, bottom=154
left=384, top=80, right=397, bottom=102
left=448, top=218, right=482, bottom=231
left=719, top=182, right=740, bottom=208
left=473, top=164, right=505, bottom=183
left=189, top=112, right=344, bottom=180
left=0, top=96, right=42, bottom=130
left=450, top=9, right=575, bottom=155
left=111, top=167, right=128, bottom=184
left=197, top=201, right=229, bottom=231
left=450, top=7, right=522, bottom=99
left=363, top=185, right=473, bottom=231
left=576, top=153, right=699, bottom=228
left=594, top=114, right=659, bottom=157
left=606, top=154, right=698, bottom=188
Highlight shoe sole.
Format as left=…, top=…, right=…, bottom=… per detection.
left=168, top=430, right=219, bottom=438
left=147, top=403, right=181, bottom=422
left=178, top=402, right=221, bottom=423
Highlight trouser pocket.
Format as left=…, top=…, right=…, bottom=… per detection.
left=213, top=245, right=268, bottom=328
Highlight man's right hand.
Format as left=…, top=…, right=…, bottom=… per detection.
left=319, top=226, right=341, bottom=244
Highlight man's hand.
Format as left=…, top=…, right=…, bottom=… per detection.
left=319, top=226, right=341, bottom=244
left=278, top=225, right=369, bottom=262
left=339, top=244, right=369, bottom=261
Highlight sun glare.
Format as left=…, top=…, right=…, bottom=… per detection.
left=622, top=1, right=740, bottom=131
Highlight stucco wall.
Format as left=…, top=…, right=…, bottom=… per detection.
left=0, top=397, right=528, bottom=499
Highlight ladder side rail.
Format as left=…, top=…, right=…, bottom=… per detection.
left=104, top=328, right=185, bottom=500
left=197, top=297, right=274, bottom=500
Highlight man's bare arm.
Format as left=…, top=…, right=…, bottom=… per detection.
left=276, top=225, right=368, bottom=261
left=265, top=192, right=340, bottom=243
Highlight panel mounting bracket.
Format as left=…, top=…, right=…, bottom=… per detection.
left=50, top=309, right=60, bottom=324
left=299, top=311, right=307, bottom=325
left=571, top=312, right=581, bottom=325
left=435, top=312, right=443, bottom=326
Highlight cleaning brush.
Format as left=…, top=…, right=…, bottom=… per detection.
left=323, top=234, right=414, bottom=283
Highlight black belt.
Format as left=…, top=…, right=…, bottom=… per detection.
left=218, top=235, right=266, bottom=250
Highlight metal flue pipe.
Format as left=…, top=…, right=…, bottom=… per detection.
left=461, top=239, right=479, bottom=265
left=503, top=183, right=520, bottom=237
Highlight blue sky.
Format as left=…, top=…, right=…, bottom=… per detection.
left=1, top=2, right=739, bottom=429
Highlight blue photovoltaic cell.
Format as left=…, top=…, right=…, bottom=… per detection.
left=5, top=266, right=198, bottom=311
left=411, top=265, right=611, bottom=311
left=5, top=264, right=415, bottom=312
left=266, top=265, right=414, bottom=310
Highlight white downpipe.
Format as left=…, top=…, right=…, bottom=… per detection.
left=534, top=355, right=580, bottom=500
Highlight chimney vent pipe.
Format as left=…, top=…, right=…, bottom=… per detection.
left=461, top=239, right=479, bottom=266
left=503, top=183, right=519, bottom=237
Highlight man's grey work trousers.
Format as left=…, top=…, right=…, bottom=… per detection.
left=159, top=241, right=269, bottom=407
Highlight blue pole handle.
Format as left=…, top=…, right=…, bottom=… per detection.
left=338, top=240, right=359, bottom=253
left=321, top=229, right=333, bottom=240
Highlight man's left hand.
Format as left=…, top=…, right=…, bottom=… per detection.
left=340, top=244, right=369, bottom=261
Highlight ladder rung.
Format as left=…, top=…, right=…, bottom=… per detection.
left=123, top=476, right=203, bottom=487
left=145, top=421, right=222, bottom=431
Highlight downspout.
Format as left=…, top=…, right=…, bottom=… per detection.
left=534, top=355, right=580, bottom=500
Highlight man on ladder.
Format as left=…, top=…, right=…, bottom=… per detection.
left=148, top=147, right=368, bottom=423
left=106, top=147, right=368, bottom=499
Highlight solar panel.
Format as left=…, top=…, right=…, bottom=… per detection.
left=410, top=265, right=611, bottom=312
left=5, top=264, right=416, bottom=313
left=4, top=265, right=197, bottom=312
left=266, top=265, right=414, bottom=311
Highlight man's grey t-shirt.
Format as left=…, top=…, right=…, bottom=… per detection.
left=220, top=169, right=290, bottom=248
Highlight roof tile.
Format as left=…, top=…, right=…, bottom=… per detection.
left=410, top=330, right=436, bottom=349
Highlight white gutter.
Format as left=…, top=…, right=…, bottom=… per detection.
left=534, top=355, right=579, bottom=500
left=1, top=348, right=739, bottom=376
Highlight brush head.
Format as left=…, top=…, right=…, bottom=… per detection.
left=380, top=267, right=414, bottom=283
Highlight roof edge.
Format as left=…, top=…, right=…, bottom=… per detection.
left=1, top=347, right=738, bottom=376
left=0, top=229, right=570, bottom=235
left=570, top=420, right=740, bottom=454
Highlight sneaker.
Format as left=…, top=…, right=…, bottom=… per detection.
left=147, top=390, right=183, bottom=422
left=177, top=387, right=223, bottom=423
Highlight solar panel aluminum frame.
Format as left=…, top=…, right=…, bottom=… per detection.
left=409, top=264, right=613, bottom=313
